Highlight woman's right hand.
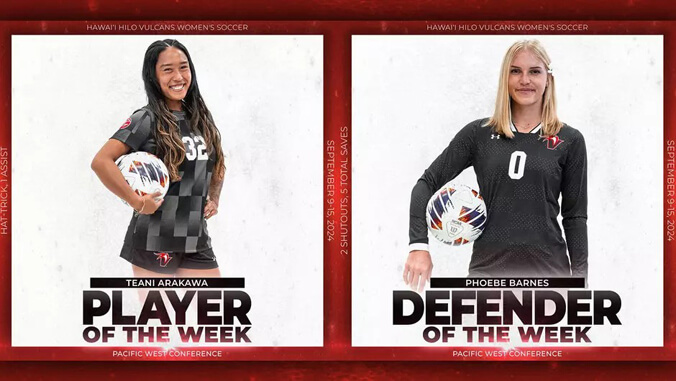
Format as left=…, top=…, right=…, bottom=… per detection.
left=132, top=192, right=164, bottom=214
left=403, top=250, right=433, bottom=293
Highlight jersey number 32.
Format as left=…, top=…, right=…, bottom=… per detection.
left=182, top=136, right=208, bottom=161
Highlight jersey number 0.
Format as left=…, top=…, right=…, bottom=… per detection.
left=508, top=151, right=527, bottom=180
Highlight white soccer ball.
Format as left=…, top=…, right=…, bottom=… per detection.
left=115, top=151, right=170, bottom=202
left=426, top=182, right=487, bottom=245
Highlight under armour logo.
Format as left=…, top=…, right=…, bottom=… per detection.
left=491, top=134, right=500, bottom=139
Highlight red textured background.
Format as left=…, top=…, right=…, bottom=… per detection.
left=2, top=0, right=676, bottom=20
left=2, top=361, right=676, bottom=379
left=1, top=1, right=676, bottom=377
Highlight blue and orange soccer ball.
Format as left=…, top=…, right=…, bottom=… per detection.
left=426, top=182, right=487, bottom=246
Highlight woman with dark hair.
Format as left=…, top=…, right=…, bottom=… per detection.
left=404, top=40, right=588, bottom=291
left=91, top=39, right=225, bottom=277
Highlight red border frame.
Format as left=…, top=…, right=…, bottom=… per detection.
left=0, top=19, right=674, bottom=365
left=3, top=0, right=676, bottom=21
left=4, top=361, right=676, bottom=379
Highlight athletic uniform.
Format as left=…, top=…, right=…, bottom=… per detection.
left=409, top=118, right=588, bottom=278
left=111, top=108, right=218, bottom=274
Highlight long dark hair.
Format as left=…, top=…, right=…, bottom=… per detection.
left=142, top=39, right=225, bottom=182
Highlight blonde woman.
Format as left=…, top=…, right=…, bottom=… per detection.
left=404, top=40, right=588, bottom=291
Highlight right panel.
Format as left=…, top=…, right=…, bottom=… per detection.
left=352, top=35, right=663, bottom=347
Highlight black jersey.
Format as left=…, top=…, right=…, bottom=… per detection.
left=410, top=118, right=588, bottom=278
left=111, top=108, right=215, bottom=253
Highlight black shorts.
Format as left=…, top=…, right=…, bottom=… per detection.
left=120, top=246, right=218, bottom=275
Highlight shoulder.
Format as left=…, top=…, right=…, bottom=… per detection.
left=129, top=107, right=155, bottom=123
left=469, top=118, right=490, bottom=129
left=458, top=117, right=493, bottom=138
left=447, top=118, right=492, bottom=149
left=124, top=107, right=155, bottom=132
left=112, top=107, right=156, bottom=148
left=557, top=123, right=585, bottom=143
left=557, top=124, right=587, bottom=156
left=558, top=123, right=582, bottom=137
left=457, top=118, right=490, bottom=134
left=454, top=118, right=492, bottom=138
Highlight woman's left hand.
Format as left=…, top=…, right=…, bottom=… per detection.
left=204, top=199, right=219, bottom=219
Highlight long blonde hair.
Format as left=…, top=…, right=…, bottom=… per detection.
left=485, top=40, right=562, bottom=138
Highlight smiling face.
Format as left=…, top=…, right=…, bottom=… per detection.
left=155, top=46, right=192, bottom=110
left=508, top=49, right=548, bottom=110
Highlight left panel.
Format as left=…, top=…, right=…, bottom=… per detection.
left=11, top=35, right=323, bottom=347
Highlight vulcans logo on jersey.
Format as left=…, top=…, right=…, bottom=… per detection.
left=119, top=118, right=132, bottom=129
left=541, top=135, right=564, bottom=150
left=155, top=252, right=173, bottom=267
